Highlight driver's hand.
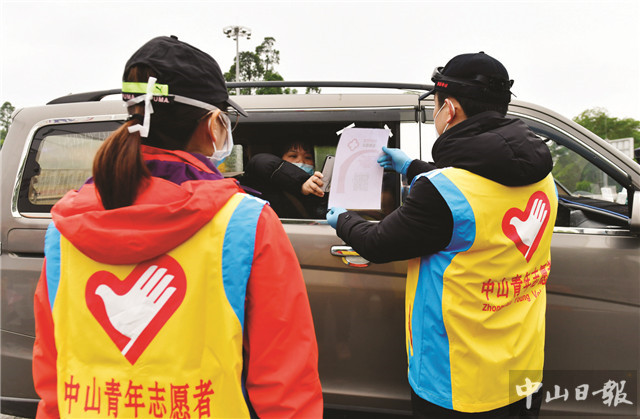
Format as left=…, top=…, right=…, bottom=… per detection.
left=302, top=172, right=324, bottom=197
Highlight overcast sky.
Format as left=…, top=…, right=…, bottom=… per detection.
left=1, top=0, right=639, bottom=121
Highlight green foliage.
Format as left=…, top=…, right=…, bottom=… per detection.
left=225, top=37, right=316, bottom=96
left=550, top=142, right=582, bottom=191
left=549, top=138, right=612, bottom=194
left=255, top=37, right=279, bottom=74
left=1, top=101, right=16, bottom=148
left=224, top=51, right=265, bottom=95
left=255, top=71, right=298, bottom=95
left=573, top=108, right=640, bottom=148
left=575, top=180, right=592, bottom=193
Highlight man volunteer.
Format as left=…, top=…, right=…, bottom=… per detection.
left=327, top=52, right=557, bottom=417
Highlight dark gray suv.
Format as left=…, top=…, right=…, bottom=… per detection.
left=2, top=82, right=639, bottom=417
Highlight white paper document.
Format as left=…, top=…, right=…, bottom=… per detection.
left=328, top=127, right=391, bottom=209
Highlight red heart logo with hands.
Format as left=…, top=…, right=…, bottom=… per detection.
left=502, top=191, right=551, bottom=262
left=85, top=254, right=186, bottom=364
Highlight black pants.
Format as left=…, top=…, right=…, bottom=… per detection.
left=411, top=388, right=543, bottom=418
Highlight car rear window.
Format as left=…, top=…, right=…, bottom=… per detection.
left=18, top=121, right=122, bottom=214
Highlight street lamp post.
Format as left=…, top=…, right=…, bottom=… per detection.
left=223, top=25, right=252, bottom=95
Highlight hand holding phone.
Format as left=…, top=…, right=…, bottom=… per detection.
left=320, top=155, right=334, bottom=193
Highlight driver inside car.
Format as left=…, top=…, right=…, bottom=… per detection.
left=243, top=141, right=327, bottom=218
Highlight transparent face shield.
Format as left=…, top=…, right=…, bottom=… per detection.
left=122, top=77, right=241, bottom=140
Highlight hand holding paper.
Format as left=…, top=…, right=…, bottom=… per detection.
left=377, top=146, right=412, bottom=175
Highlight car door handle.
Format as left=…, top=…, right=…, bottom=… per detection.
left=331, top=245, right=370, bottom=267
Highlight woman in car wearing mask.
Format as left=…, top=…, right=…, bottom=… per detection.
left=32, top=35, right=322, bottom=419
left=244, top=141, right=327, bottom=218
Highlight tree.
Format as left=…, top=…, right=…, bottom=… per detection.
left=573, top=108, right=640, bottom=148
left=255, top=37, right=279, bottom=74
left=255, top=71, right=298, bottom=95
left=224, top=37, right=316, bottom=95
left=0, top=101, right=15, bottom=148
left=225, top=51, right=265, bottom=95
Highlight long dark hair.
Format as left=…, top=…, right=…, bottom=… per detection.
left=93, top=65, right=210, bottom=209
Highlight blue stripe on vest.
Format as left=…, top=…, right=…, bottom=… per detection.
left=44, top=223, right=62, bottom=310
left=222, top=195, right=265, bottom=329
left=409, top=170, right=476, bottom=409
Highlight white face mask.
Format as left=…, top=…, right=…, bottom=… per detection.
left=434, top=100, right=455, bottom=136
left=208, top=112, right=234, bottom=166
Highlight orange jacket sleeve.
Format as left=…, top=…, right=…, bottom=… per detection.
left=33, top=259, right=60, bottom=418
left=243, top=206, right=323, bottom=418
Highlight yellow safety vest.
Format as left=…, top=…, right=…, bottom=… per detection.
left=405, top=168, right=557, bottom=412
left=51, top=193, right=262, bottom=418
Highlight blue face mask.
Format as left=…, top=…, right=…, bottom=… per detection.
left=292, top=162, right=315, bottom=176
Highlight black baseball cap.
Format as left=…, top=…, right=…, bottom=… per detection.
left=122, top=35, right=247, bottom=117
left=419, top=52, right=514, bottom=105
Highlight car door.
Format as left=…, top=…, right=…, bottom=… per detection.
left=231, top=94, right=421, bottom=413
left=1, top=102, right=125, bottom=409
left=513, top=107, right=640, bottom=417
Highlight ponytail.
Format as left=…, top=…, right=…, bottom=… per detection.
left=93, top=119, right=150, bottom=210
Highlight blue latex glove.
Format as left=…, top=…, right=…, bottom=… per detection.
left=326, top=207, right=347, bottom=229
left=377, top=146, right=412, bottom=175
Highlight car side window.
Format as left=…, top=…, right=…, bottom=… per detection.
left=541, top=134, right=630, bottom=229
left=17, top=114, right=413, bottom=221
left=233, top=120, right=404, bottom=221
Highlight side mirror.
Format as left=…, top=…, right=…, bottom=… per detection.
left=631, top=190, right=640, bottom=234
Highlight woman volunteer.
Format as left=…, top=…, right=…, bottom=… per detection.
left=32, top=35, right=322, bottom=418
